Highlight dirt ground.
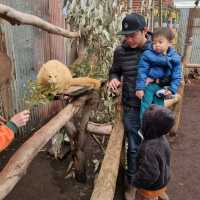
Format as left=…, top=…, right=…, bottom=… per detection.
left=0, top=80, right=200, bottom=200
left=168, top=80, right=200, bottom=200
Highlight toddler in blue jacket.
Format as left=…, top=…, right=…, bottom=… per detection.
left=135, top=27, right=182, bottom=120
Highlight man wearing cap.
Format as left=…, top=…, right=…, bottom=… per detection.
left=108, top=13, right=151, bottom=200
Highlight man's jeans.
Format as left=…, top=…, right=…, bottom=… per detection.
left=123, top=105, right=141, bottom=184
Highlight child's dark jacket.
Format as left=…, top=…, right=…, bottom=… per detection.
left=136, top=46, right=182, bottom=94
left=132, top=135, right=170, bottom=190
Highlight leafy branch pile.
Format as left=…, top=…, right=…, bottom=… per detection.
left=24, top=80, right=56, bottom=109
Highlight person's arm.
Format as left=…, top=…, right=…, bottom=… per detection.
left=168, top=54, right=182, bottom=94
left=135, top=52, right=151, bottom=99
left=132, top=149, right=160, bottom=189
left=136, top=53, right=151, bottom=91
left=108, top=48, right=122, bottom=90
left=0, top=110, right=30, bottom=151
left=109, top=47, right=122, bottom=81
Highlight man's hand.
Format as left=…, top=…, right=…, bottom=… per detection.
left=135, top=90, right=144, bottom=99
left=107, top=79, right=121, bottom=91
left=10, top=110, right=30, bottom=128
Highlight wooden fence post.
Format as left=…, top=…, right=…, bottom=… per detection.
left=90, top=99, right=124, bottom=200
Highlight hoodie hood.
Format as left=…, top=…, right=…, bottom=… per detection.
left=142, top=105, right=175, bottom=140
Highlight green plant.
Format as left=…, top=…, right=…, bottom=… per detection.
left=24, top=80, right=56, bottom=109
left=63, top=0, right=126, bottom=79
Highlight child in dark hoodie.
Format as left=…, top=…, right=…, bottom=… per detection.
left=135, top=28, right=182, bottom=120
left=131, top=105, right=174, bottom=200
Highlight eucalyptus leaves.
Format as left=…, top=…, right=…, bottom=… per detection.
left=63, top=0, right=126, bottom=79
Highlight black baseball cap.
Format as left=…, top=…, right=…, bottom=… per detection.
left=117, top=13, right=146, bottom=35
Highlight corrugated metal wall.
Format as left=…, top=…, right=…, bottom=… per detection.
left=188, top=9, right=200, bottom=64
left=177, top=8, right=189, bottom=55
left=177, top=8, right=200, bottom=64
left=0, top=0, right=67, bottom=134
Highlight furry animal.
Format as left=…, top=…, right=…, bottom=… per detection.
left=37, top=60, right=101, bottom=94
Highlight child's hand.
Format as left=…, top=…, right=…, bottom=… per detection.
left=136, top=90, right=144, bottom=99
left=10, top=110, right=30, bottom=128
left=145, top=77, right=154, bottom=85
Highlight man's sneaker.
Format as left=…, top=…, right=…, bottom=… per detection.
left=156, top=88, right=167, bottom=98
left=138, top=129, right=144, bottom=141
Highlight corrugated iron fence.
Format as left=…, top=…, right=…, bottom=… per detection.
left=0, top=0, right=70, bottom=134
left=187, top=8, right=200, bottom=64
left=177, top=8, right=200, bottom=64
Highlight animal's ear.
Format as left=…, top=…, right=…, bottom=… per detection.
left=42, top=64, right=47, bottom=71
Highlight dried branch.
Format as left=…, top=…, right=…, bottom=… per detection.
left=0, top=4, right=80, bottom=38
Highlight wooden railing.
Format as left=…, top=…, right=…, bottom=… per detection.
left=90, top=101, right=124, bottom=200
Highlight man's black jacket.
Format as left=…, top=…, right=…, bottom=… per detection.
left=109, top=40, right=151, bottom=107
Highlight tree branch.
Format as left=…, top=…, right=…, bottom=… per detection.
left=0, top=4, right=80, bottom=38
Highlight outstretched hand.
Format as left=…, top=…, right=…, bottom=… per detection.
left=10, top=110, right=30, bottom=128
left=107, top=79, right=121, bottom=91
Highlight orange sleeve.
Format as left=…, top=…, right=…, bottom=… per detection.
left=0, top=125, right=14, bottom=152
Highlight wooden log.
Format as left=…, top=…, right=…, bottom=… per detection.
left=0, top=96, right=88, bottom=200
left=185, top=63, right=200, bottom=68
left=87, top=121, right=112, bottom=135
left=0, top=4, right=80, bottom=38
left=90, top=101, right=124, bottom=200
left=74, top=97, right=93, bottom=183
left=183, top=37, right=193, bottom=78
left=164, top=80, right=185, bottom=136
left=171, top=80, right=185, bottom=135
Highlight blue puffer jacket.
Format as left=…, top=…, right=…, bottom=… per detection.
left=136, top=46, right=182, bottom=94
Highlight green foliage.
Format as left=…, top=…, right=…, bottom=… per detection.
left=63, top=0, right=126, bottom=79
left=71, top=60, right=109, bottom=80
left=90, top=86, right=117, bottom=123
left=24, top=80, right=56, bottom=109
